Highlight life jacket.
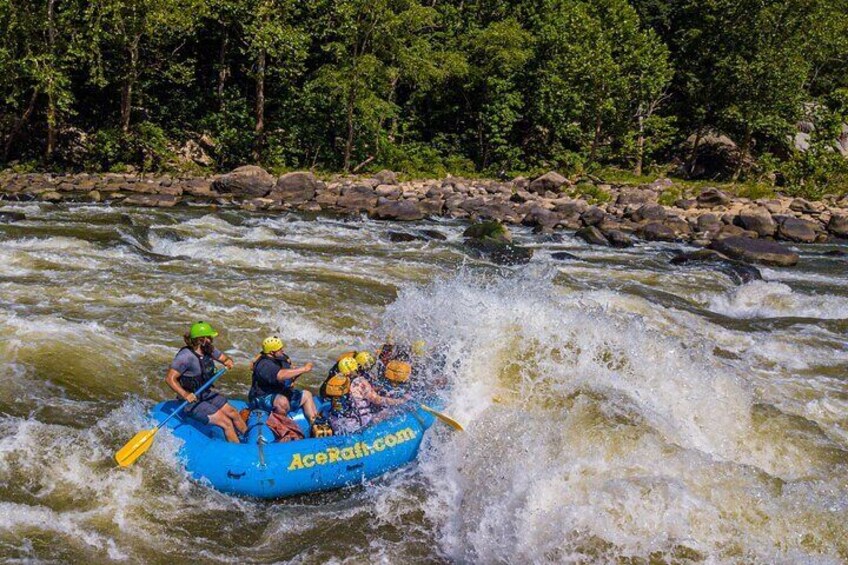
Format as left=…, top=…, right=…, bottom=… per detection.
left=372, top=359, right=411, bottom=399
left=325, top=373, right=372, bottom=423
left=384, top=359, right=412, bottom=383
left=249, top=352, right=293, bottom=398
left=176, top=347, right=217, bottom=394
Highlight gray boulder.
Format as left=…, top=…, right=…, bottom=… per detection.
left=528, top=171, right=567, bottom=194
left=638, top=222, right=678, bottom=242
left=736, top=207, right=776, bottom=237
left=697, top=187, right=731, bottom=208
left=709, top=236, right=799, bottom=267
left=373, top=199, right=425, bottom=221
left=631, top=204, right=666, bottom=223
left=373, top=169, right=398, bottom=185
left=213, top=165, right=275, bottom=196
left=576, top=226, right=609, bottom=246
left=777, top=217, right=817, bottom=243
left=272, top=171, right=321, bottom=204
left=336, top=185, right=378, bottom=212
left=827, top=214, right=848, bottom=238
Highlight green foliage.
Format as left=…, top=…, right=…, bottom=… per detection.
left=0, top=0, right=846, bottom=194
left=657, top=186, right=682, bottom=206
left=568, top=182, right=611, bottom=204
left=84, top=122, right=173, bottom=171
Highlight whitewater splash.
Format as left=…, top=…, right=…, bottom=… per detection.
left=382, top=272, right=848, bottom=563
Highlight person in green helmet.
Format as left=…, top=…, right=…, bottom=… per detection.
left=164, top=321, right=246, bottom=443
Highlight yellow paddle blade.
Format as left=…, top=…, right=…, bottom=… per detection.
left=115, top=428, right=158, bottom=467
left=419, top=403, right=464, bottom=431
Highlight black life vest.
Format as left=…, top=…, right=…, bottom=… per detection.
left=249, top=352, right=293, bottom=398
left=176, top=347, right=217, bottom=394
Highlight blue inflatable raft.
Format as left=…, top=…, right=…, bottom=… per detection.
left=150, top=398, right=436, bottom=498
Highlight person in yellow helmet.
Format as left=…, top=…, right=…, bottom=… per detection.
left=319, top=349, right=377, bottom=397
left=323, top=355, right=409, bottom=435
left=249, top=336, right=319, bottom=432
left=165, top=322, right=246, bottom=443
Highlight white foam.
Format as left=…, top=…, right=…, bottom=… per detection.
left=701, top=280, right=848, bottom=319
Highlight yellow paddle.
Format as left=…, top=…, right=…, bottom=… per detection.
left=115, top=368, right=227, bottom=467
left=419, top=403, right=464, bottom=431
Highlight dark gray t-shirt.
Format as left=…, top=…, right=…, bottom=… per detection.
left=170, top=347, right=222, bottom=378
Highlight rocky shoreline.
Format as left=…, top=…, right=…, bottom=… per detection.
left=2, top=166, right=847, bottom=267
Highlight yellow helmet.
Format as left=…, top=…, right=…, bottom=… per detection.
left=412, top=340, right=426, bottom=356
left=338, top=356, right=359, bottom=375
left=262, top=336, right=284, bottom=354
left=355, top=351, right=375, bottom=369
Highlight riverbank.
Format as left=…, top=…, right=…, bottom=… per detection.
left=2, top=167, right=846, bottom=264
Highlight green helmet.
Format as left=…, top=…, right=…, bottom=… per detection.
left=189, top=321, right=218, bottom=339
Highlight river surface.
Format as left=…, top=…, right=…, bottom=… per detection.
left=0, top=202, right=847, bottom=564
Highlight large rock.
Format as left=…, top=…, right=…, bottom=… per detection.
left=373, top=169, right=398, bottom=185
left=828, top=214, right=848, bottom=238
left=580, top=207, right=605, bottom=227
left=336, top=185, right=378, bottom=212
left=670, top=249, right=762, bottom=284
left=272, top=171, right=321, bottom=203
left=528, top=171, right=567, bottom=194
left=463, top=220, right=512, bottom=243
left=522, top=206, right=560, bottom=229
left=736, top=206, right=776, bottom=237
left=777, top=217, right=817, bottom=243
left=697, top=187, right=731, bottom=208
left=604, top=230, right=634, bottom=248
left=373, top=199, right=424, bottom=221
left=631, top=204, right=666, bottom=223
left=576, top=226, right=609, bottom=246
left=638, top=222, right=678, bottom=242
left=616, top=188, right=657, bottom=206
left=212, top=165, right=275, bottom=197
left=709, top=236, right=799, bottom=267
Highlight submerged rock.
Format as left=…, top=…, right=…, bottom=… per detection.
left=709, top=236, right=799, bottom=267
left=462, top=220, right=512, bottom=243
left=575, top=226, right=609, bottom=246
left=0, top=211, right=26, bottom=222
left=670, top=249, right=762, bottom=284
left=462, top=220, right=532, bottom=264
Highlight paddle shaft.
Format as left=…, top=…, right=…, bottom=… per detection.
left=158, top=367, right=227, bottom=429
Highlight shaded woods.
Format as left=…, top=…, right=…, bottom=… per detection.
left=2, top=0, right=847, bottom=192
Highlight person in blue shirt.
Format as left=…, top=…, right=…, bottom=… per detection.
left=164, top=321, right=246, bottom=443
left=249, top=336, right=319, bottom=431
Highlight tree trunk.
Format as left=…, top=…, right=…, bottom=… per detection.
left=686, top=126, right=703, bottom=178
left=3, top=89, right=38, bottom=162
left=732, top=127, right=752, bottom=182
left=588, top=112, right=603, bottom=166
left=217, top=29, right=229, bottom=107
left=45, top=0, right=57, bottom=160
left=252, top=49, right=266, bottom=162
left=121, top=41, right=139, bottom=132
left=343, top=85, right=356, bottom=172
left=634, top=112, right=645, bottom=176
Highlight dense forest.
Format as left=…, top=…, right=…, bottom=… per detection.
left=1, top=0, right=847, bottom=192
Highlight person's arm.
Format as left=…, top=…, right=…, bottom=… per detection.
left=165, top=368, right=197, bottom=403
left=216, top=351, right=234, bottom=370
left=362, top=380, right=408, bottom=406
left=276, top=362, right=313, bottom=384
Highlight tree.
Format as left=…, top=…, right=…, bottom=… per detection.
left=88, top=0, right=205, bottom=131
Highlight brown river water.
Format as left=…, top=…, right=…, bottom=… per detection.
left=0, top=202, right=847, bottom=563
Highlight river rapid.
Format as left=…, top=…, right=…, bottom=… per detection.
left=0, top=202, right=846, bottom=564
